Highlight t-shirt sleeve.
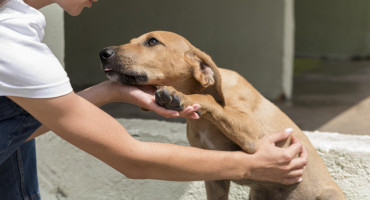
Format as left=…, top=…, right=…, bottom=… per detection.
left=0, top=17, right=73, bottom=98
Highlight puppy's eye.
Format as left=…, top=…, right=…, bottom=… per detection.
left=146, top=38, right=161, bottom=47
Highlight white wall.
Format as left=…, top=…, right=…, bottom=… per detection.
left=39, top=4, right=65, bottom=66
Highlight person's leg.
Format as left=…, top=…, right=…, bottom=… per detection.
left=0, top=96, right=42, bottom=200
left=0, top=140, right=40, bottom=200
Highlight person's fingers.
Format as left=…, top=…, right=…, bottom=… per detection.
left=149, top=102, right=200, bottom=119
left=183, top=104, right=200, bottom=112
left=288, top=144, right=308, bottom=170
left=268, top=128, right=293, bottom=143
left=278, top=141, right=302, bottom=164
left=290, top=135, right=304, bottom=149
left=286, top=168, right=304, bottom=178
left=192, top=104, right=201, bottom=111
left=288, top=155, right=307, bottom=171
left=279, top=166, right=304, bottom=185
left=183, top=106, right=194, bottom=114
left=299, top=144, right=308, bottom=160
left=180, top=106, right=194, bottom=118
left=189, top=104, right=200, bottom=119
left=280, top=176, right=303, bottom=185
left=147, top=101, right=179, bottom=118
left=179, top=104, right=201, bottom=119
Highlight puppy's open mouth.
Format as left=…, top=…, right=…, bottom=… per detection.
left=136, top=85, right=158, bottom=94
left=105, top=69, right=147, bottom=84
left=104, top=69, right=158, bottom=93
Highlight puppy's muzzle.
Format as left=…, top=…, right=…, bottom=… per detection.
left=99, top=47, right=149, bottom=85
left=99, top=48, right=115, bottom=71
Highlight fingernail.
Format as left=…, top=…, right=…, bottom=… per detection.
left=298, top=177, right=303, bottom=182
left=171, top=113, right=179, bottom=117
left=285, top=128, right=293, bottom=134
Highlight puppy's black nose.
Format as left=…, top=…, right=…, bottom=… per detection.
left=99, top=48, right=115, bottom=62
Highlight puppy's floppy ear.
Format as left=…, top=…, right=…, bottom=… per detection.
left=185, top=49, right=225, bottom=106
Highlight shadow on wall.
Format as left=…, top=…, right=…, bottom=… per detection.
left=275, top=59, right=370, bottom=135
left=283, top=0, right=370, bottom=134
left=295, top=0, right=370, bottom=59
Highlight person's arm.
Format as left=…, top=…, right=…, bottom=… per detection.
left=9, top=91, right=306, bottom=184
left=76, top=81, right=200, bottom=118
left=27, top=81, right=199, bottom=140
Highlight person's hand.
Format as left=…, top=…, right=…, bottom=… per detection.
left=110, top=81, right=200, bottom=119
left=248, top=128, right=308, bottom=185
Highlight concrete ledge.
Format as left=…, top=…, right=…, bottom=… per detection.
left=36, top=119, right=370, bottom=200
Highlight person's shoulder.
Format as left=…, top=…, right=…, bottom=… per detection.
left=0, top=0, right=72, bottom=99
left=0, top=0, right=45, bottom=26
left=0, top=0, right=46, bottom=44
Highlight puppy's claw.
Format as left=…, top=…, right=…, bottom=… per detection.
left=172, top=95, right=181, bottom=107
left=161, top=89, right=171, bottom=102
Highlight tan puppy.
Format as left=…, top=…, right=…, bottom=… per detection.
left=99, top=31, right=345, bottom=200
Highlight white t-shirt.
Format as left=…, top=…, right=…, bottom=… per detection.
left=0, top=0, right=73, bottom=98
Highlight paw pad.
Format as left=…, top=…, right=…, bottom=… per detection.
left=155, top=87, right=184, bottom=111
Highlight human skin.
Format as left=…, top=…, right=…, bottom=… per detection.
left=11, top=81, right=306, bottom=183
left=13, top=0, right=308, bottom=184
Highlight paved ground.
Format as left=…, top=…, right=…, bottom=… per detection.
left=101, top=59, right=370, bottom=135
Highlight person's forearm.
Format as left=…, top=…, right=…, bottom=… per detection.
left=14, top=93, right=250, bottom=181
left=76, top=81, right=118, bottom=107
left=118, top=141, right=250, bottom=181
left=58, top=94, right=250, bottom=181
left=17, top=93, right=305, bottom=184
left=27, top=81, right=117, bottom=140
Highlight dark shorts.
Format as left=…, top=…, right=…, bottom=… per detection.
left=0, top=96, right=41, bottom=200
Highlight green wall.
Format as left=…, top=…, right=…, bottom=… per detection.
left=295, top=0, right=370, bottom=59
left=65, top=0, right=294, bottom=99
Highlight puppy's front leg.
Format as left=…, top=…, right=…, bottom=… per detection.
left=155, top=86, right=259, bottom=153
left=205, top=180, right=230, bottom=200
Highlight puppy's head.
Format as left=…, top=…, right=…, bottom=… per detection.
left=99, top=31, right=224, bottom=105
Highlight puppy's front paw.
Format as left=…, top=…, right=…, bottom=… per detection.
left=155, top=86, right=185, bottom=111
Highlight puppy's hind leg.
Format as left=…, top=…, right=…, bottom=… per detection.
left=205, top=180, right=231, bottom=200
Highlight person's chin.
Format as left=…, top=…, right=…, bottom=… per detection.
left=66, top=7, right=84, bottom=16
